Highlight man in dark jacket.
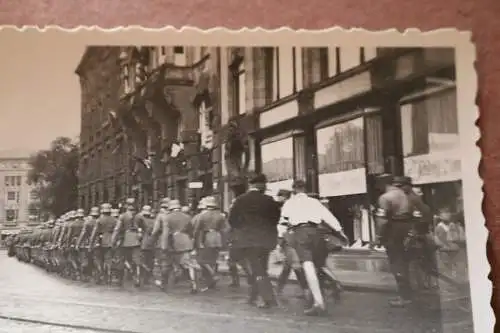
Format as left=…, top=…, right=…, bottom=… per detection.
left=228, top=173, right=281, bottom=308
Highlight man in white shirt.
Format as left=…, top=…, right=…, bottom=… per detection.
left=280, top=180, right=346, bottom=315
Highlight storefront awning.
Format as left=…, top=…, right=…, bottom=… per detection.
left=1, top=230, right=19, bottom=236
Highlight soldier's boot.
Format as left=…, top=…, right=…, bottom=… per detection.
left=200, top=265, right=217, bottom=292
left=155, top=269, right=171, bottom=292
left=188, top=267, right=200, bottom=294
left=256, top=276, right=278, bottom=308
left=276, top=265, right=292, bottom=296
left=229, top=263, right=240, bottom=288
left=134, top=265, right=141, bottom=288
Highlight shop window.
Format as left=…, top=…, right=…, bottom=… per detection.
left=316, top=117, right=367, bottom=198
left=293, top=136, right=307, bottom=181
left=365, top=114, right=384, bottom=174
left=401, top=89, right=460, bottom=186
left=294, top=47, right=303, bottom=91
left=261, top=136, right=294, bottom=196
left=302, top=48, right=328, bottom=88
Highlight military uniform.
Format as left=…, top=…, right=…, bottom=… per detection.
left=135, top=205, right=156, bottom=287
left=89, top=204, right=117, bottom=284
left=112, top=198, right=140, bottom=285
left=76, top=207, right=99, bottom=281
left=192, top=197, right=225, bottom=290
left=65, top=209, right=85, bottom=280
left=152, top=199, right=198, bottom=293
left=375, top=176, right=416, bottom=306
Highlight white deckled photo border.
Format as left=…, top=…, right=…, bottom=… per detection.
left=0, top=26, right=489, bottom=332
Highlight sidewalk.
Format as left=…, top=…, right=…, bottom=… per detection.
left=217, top=249, right=397, bottom=293
left=216, top=248, right=471, bottom=293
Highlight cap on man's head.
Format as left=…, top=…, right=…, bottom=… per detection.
left=249, top=173, right=267, bottom=185
left=292, top=180, right=307, bottom=190
left=392, top=176, right=407, bottom=186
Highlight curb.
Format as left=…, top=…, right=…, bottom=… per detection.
left=216, top=268, right=397, bottom=294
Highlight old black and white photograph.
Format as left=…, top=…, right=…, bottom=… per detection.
left=0, top=28, right=488, bottom=332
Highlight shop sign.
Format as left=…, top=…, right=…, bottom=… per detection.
left=314, top=71, right=372, bottom=110
left=318, top=168, right=367, bottom=197
left=404, top=151, right=462, bottom=185
left=259, top=100, right=299, bottom=129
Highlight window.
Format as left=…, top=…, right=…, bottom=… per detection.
left=274, top=47, right=294, bottom=99
left=302, top=48, right=328, bottom=88
left=238, top=61, right=246, bottom=115
left=7, top=191, right=16, bottom=201
left=173, top=46, right=186, bottom=66
left=316, top=117, right=367, bottom=197
left=4, top=176, right=8, bottom=186
left=5, top=209, right=17, bottom=222
left=400, top=89, right=458, bottom=157
left=16, top=176, right=21, bottom=186
left=29, top=190, right=38, bottom=201
left=261, top=136, right=294, bottom=196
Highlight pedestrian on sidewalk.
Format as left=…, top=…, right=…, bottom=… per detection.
left=226, top=198, right=252, bottom=289
left=375, top=175, right=415, bottom=307
left=434, top=206, right=464, bottom=278
left=280, top=180, right=347, bottom=316
left=275, top=189, right=309, bottom=299
left=228, top=173, right=281, bottom=309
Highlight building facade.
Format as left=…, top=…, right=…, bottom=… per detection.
left=76, top=46, right=222, bottom=211
left=218, top=46, right=459, bottom=243
left=77, top=46, right=460, bottom=244
left=0, top=150, right=39, bottom=240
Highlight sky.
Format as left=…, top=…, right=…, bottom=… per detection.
left=0, top=30, right=89, bottom=154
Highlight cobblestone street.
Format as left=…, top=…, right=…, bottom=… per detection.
left=0, top=252, right=474, bottom=333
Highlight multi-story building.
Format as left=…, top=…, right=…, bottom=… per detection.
left=0, top=149, right=39, bottom=240
left=219, top=46, right=459, bottom=243
left=77, top=46, right=459, bottom=244
left=76, top=46, right=222, bottom=211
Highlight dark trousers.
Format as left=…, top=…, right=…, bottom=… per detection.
left=242, top=247, right=276, bottom=304
left=386, top=241, right=412, bottom=299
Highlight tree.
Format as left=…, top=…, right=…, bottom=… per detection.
left=27, top=136, right=79, bottom=218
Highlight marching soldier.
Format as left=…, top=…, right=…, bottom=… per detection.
left=135, top=205, right=156, bottom=287
left=151, top=199, right=199, bottom=294
left=151, top=197, right=170, bottom=289
left=66, top=209, right=86, bottom=280
left=89, top=203, right=117, bottom=284
left=76, top=207, right=100, bottom=282
left=374, top=175, right=417, bottom=307
left=60, top=212, right=76, bottom=277
left=111, top=209, right=120, bottom=219
left=192, top=196, right=225, bottom=291
left=112, top=198, right=140, bottom=286
left=50, top=219, right=63, bottom=272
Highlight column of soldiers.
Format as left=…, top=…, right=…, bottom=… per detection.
left=5, top=173, right=440, bottom=315
left=7, top=196, right=228, bottom=294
